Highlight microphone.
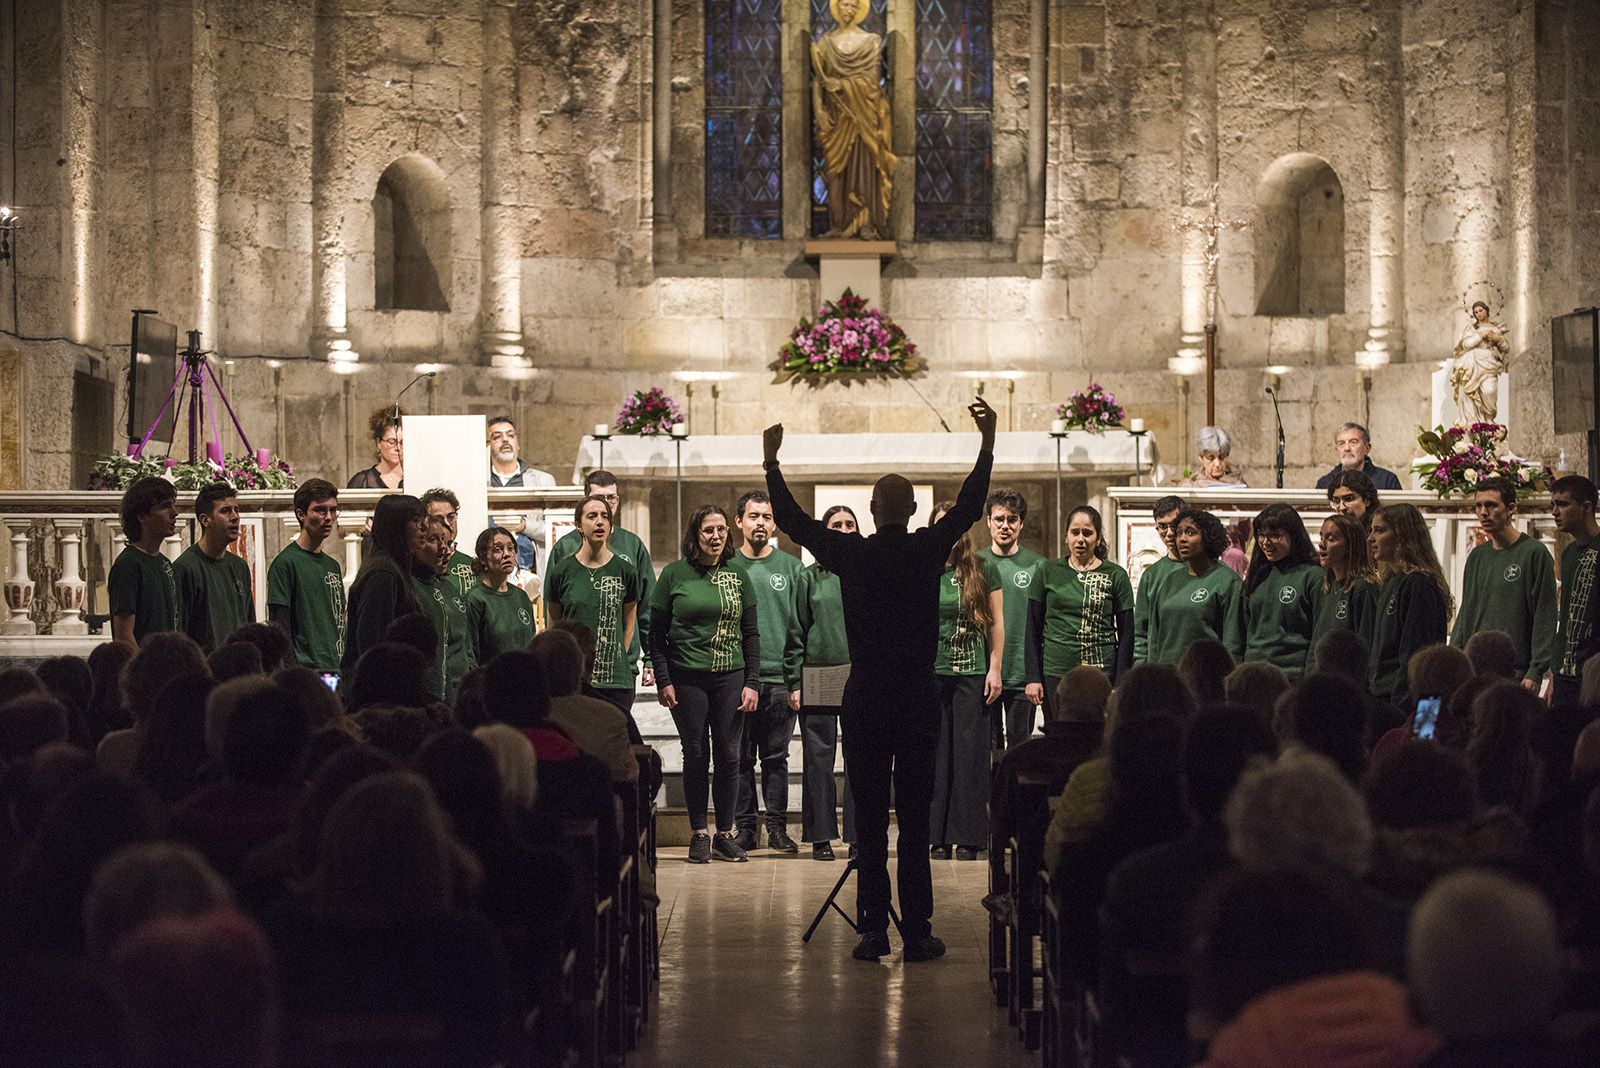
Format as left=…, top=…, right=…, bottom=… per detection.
left=394, top=371, right=436, bottom=425
left=1265, top=386, right=1286, bottom=489
left=893, top=367, right=952, bottom=433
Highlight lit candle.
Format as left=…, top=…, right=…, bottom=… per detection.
left=670, top=423, right=688, bottom=439
left=1050, top=419, right=1066, bottom=434
left=1130, top=418, right=1145, bottom=433
left=593, top=423, right=611, bottom=438
left=255, top=446, right=271, bottom=467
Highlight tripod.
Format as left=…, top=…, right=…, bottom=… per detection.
left=131, top=329, right=254, bottom=465
left=801, top=857, right=904, bottom=944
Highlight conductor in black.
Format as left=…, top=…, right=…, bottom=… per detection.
left=762, top=397, right=996, bottom=962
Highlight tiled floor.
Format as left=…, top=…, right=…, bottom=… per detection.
left=634, top=838, right=1037, bottom=1067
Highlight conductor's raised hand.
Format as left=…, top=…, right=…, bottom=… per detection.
left=968, top=396, right=998, bottom=447
left=762, top=423, right=785, bottom=463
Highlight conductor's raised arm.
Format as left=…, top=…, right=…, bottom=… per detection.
left=763, top=423, right=833, bottom=558
left=928, top=397, right=997, bottom=557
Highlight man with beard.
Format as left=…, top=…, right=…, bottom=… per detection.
left=1133, top=495, right=1186, bottom=664
left=266, top=478, right=346, bottom=672
left=728, top=490, right=806, bottom=853
left=173, top=481, right=256, bottom=652
left=487, top=416, right=554, bottom=570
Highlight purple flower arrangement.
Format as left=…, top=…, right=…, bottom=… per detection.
left=614, top=387, right=684, bottom=436
left=1057, top=383, right=1126, bottom=434
left=776, top=290, right=917, bottom=377
left=90, top=451, right=296, bottom=491
left=1414, top=422, right=1549, bottom=497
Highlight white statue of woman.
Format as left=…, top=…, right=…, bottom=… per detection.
left=1449, top=300, right=1510, bottom=425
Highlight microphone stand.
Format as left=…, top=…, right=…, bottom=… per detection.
left=394, top=372, right=436, bottom=426
left=893, top=367, right=952, bottom=432
left=1265, top=386, right=1285, bottom=489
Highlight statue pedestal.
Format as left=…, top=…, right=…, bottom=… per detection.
left=1431, top=367, right=1511, bottom=431
left=804, top=240, right=897, bottom=309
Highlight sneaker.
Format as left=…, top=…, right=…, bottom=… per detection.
left=852, top=931, right=891, bottom=961
left=903, top=935, right=947, bottom=962
left=767, top=827, right=799, bottom=853
left=733, top=827, right=758, bottom=853
left=687, top=834, right=711, bottom=864
left=712, top=833, right=748, bottom=863
left=812, top=841, right=836, bottom=861
left=930, top=845, right=951, bottom=860
left=955, top=845, right=982, bottom=861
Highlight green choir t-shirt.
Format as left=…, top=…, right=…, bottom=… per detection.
left=1145, top=562, right=1245, bottom=666
left=979, top=545, right=1045, bottom=688
left=1558, top=534, right=1600, bottom=679
left=1244, top=561, right=1324, bottom=679
left=936, top=556, right=1003, bottom=677
left=445, top=550, right=478, bottom=600
left=729, top=547, right=805, bottom=685
left=548, top=526, right=655, bottom=669
left=438, top=574, right=473, bottom=697
left=411, top=574, right=451, bottom=699
left=466, top=582, right=537, bottom=664
left=1038, top=558, right=1134, bottom=677
left=545, top=552, right=645, bottom=688
left=786, top=564, right=849, bottom=690
left=1133, top=555, right=1185, bottom=664
left=107, top=545, right=180, bottom=640
left=650, top=559, right=758, bottom=674
left=1310, top=576, right=1375, bottom=658
left=266, top=541, right=346, bottom=671
left=1449, top=532, right=1558, bottom=682
left=173, top=544, right=255, bottom=652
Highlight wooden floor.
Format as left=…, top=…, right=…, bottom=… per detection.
left=634, top=838, right=1036, bottom=1067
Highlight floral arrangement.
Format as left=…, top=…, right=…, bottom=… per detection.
left=90, top=451, right=296, bottom=492
left=775, top=290, right=918, bottom=377
left=1056, top=383, right=1126, bottom=433
left=614, top=387, right=684, bottom=436
left=1413, top=423, right=1550, bottom=498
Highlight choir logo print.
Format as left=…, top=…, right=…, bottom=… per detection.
left=1278, top=586, right=1298, bottom=605
left=518, top=608, right=531, bottom=626
left=1013, top=570, right=1033, bottom=589
left=1503, top=564, right=1522, bottom=582
left=1335, top=598, right=1348, bottom=620
left=770, top=574, right=787, bottom=591
left=1190, top=589, right=1209, bottom=604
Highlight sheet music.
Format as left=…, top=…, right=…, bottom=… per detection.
left=801, top=664, right=851, bottom=708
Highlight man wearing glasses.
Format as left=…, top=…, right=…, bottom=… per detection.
left=1132, top=495, right=1187, bottom=664
left=266, top=479, right=347, bottom=672
left=487, top=416, right=555, bottom=571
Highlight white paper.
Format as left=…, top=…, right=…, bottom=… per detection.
left=801, top=663, right=851, bottom=708
left=402, top=415, right=490, bottom=552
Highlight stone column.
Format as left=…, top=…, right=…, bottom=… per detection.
left=1016, top=0, right=1048, bottom=261
left=1505, top=5, right=1537, bottom=358
left=62, top=0, right=102, bottom=344
left=781, top=0, right=810, bottom=238
left=653, top=0, right=674, bottom=230
left=342, top=528, right=361, bottom=591
left=312, top=0, right=356, bottom=370
left=480, top=0, right=528, bottom=371
left=52, top=520, right=89, bottom=634
left=1359, top=0, right=1405, bottom=371
left=1171, top=0, right=1217, bottom=375
left=2, top=518, right=36, bottom=635
left=888, top=0, right=916, bottom=244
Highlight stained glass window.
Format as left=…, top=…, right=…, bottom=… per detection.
left=809, top=0, right=889, bottom=236
left=915, top=0, right=992, bottom=240
left=705, top=0, right=784, bottom=239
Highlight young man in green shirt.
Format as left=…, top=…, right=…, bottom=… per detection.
left=266, top=478, right=346, bottom=673
left=173, top=481, right=255, bottom=652
left=108, top=476, right=181, bottom=646
left=1449, top=477, right=1557, bottom=690
left=422, top=488, right=479, bottom=598
left=547, top=470, right=655, bottom=692
left=729, top=490, right=806, bottom=853
left=425, top=513, right=474, bottom=698
left=979, top=489, right=1045, bottom=750
left=1133, top=495, right=1186, bottom=664
left=1551, top=475, right=1600, bottom=708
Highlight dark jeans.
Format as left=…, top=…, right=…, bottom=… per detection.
left=737, top=683, right=798, bottom=833
left=668, top=667, right=745, bottom=833
left=997, top=688, right=1038, bottom=750
left=1553, top=674, right=1582, bottom=710
left=930, top=674, right=990, bottom=848
left=800, top=713, right=856, bottom=844
left=843, top=670, right=939, bottom=941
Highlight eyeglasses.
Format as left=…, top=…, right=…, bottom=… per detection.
left=379, top=437, right=401, bottom=447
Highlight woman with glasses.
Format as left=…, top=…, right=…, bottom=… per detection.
left=347, top=406, right=405, bottom=489
left=1242, top=503, right=1323, bottom=680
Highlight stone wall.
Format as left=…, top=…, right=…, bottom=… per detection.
left=2, top=0, right=1595, bottom=508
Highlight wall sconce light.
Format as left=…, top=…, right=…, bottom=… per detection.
left=0, top=206, right=19, bottom=264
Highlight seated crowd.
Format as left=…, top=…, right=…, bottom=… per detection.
left=989, top=626, right=1600, bottom=1066
left=0, top=618, right=648, bottom=1067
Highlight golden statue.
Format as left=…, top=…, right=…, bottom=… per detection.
left=812, top=0, right=896, bottom=239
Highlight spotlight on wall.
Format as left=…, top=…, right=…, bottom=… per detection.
left=0, top=206, right=18, bottom=264
left=413, top=362, right=446, bottom=375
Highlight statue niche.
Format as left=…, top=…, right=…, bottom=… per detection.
left=811, top=0, right=896, bottom=239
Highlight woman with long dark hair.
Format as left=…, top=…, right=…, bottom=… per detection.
left=1312, top=512, right=1375, bottom=651
left=649, top=505, right=761, bottom=864
left=1368, top=503, right=1452, bottom=709
left=1029, top=506, right=1134, bottom=707
left=928, top=501, right=1003, bottom=860
left=545, top=496, right=645, bottom=712
left=466, top=526, right=537, bottom=664
left=1243, top=503, right=1323, bottom=679
left=339, top=494, right=425, bottom=686
left=1145, top=508, right=1245, bottom=665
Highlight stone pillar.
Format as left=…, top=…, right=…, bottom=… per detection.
left=652, top=0, right=674, bottom=229
left=1506, top=5, right=1537, bottom=358
left=312, top=0, right=356, bottom=370
left=342, top=528, right=361, bottom=591
left=781, top=0, right=810, bottom=239
left=62, top=0, right=102, bottom=344
left=1360, top=0, right=1404, bottom=370
left=1016, top=0, right=1048, bottom=261
left=2, top=518, right=36, bottom=635
left=480, top=0, right=528, bottom=371
left=52, top=520, right=88, bottom=634
left=1171, top=0, right=1217, bottom=375
left=888, top=0, right=916, bottom=244
left=162, top=532, right=183, bottom=562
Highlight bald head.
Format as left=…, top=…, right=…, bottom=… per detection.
left=871, top=474, right=916, bottom=527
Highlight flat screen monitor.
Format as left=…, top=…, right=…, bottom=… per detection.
left=1552, top=308, right=1598, bottom=436
left=127, top=312, right=178, bottom=448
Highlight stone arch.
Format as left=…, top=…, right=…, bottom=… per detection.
left=1253, top=153, right=1345, bottom=317
left=373, top=154, right=452, bottom=312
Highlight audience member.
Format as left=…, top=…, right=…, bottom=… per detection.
left=1279, top=673, right=1371, bottom=783
left=991, top=666, right=1108, bottom=849
left=1226, top=748, right=1372, bottom=878
left=552, top=618, right=645, bottom=744
left=227, top=621, right=292, bottom=674
left=85, top=640, right=135, bottom=739
left=130, top=672, right=214, bottom=803
left=207, top=640, right=263, bottom=682
left=1222, top=661, right=1290, bottom=725
left=453, top=666, right=490, bottom=730
left=1465, top=682, right=1539, bottom=814
left=1313, top=626, right=1370, bottom=687
left=0, top=742, right=94, bottom=870
left=1178, top=637, right=1235, bottom=708
left=346, top=640, right=433, bottom=713
left=384, top=610, right=441, bottom=665
left=0, top=667, right=43, bottom=710
left=272, top=664, right=348, bottom=733
left=34, top=655, right=94, bottom=750
left=1464, top=629, right=1521, bottom=681
left=99, top=632, right=208, bottom=775
left=1409, top=643, right=1475, bottom=707
left=85, top=841, right=233, bottom=964
left=294, top=725, right=357, bottom=784
left=0, top=693, right=69, bottom=766
left=472, top=724, right=539, bottom=812
left=203, top=675, right=272, bottom=771
left=529, top=629, right=638, bottom=783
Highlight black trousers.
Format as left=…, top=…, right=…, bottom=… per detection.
left=996, top=688, right=1038, bottom=750
left=1552, top=674, right=1582, bottom=710
left=667, top=667, right=745, bottom=833
left=800, top=713, right=856, bottom=843
left=842, top=670, right=939, bottom=940
left=929, top=675, right=990, bottom=848
left=737, top=682, right=798, bottom=832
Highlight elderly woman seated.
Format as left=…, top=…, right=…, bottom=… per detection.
left=1178, top=426, right=1247, bottom=488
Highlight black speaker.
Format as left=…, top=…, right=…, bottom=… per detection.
left=1551, top=307, right=1600, bottom=480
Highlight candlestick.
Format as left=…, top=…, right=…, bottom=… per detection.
left=593, top=423, right=611, bottom=439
